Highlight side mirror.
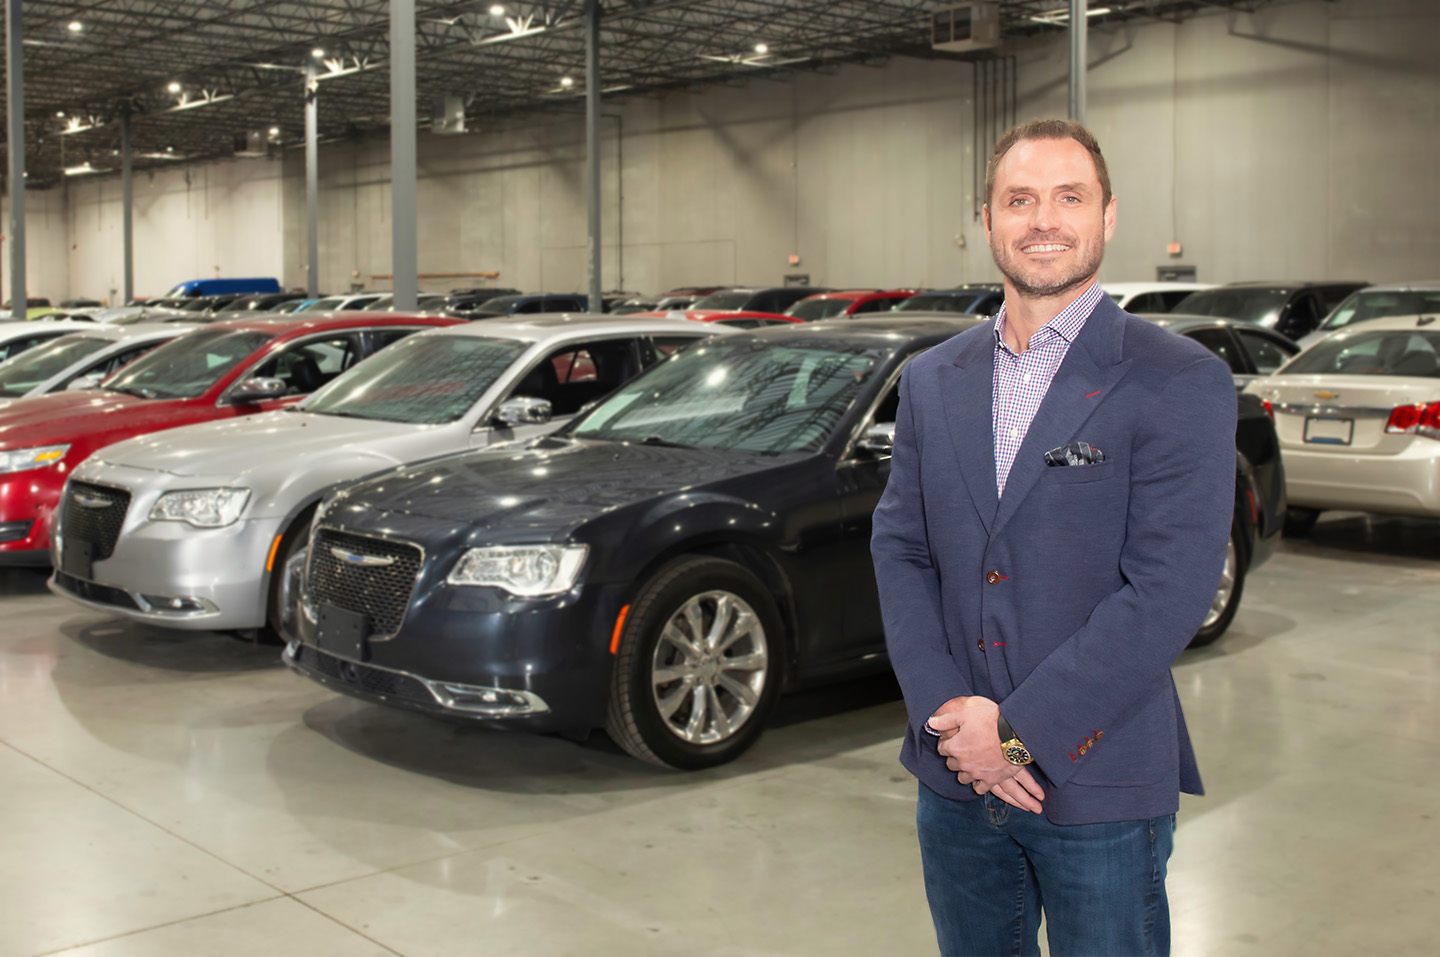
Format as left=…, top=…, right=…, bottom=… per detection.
left=227, top=376, right=289, bottom=404
left=492, top=396, right=553, bottom=428
left=856, top=423, right=895, bottom=457
left=65, top=372, right=105, bottom=392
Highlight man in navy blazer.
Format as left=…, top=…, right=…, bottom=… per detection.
left=871, top=120, right=1235, bottom=956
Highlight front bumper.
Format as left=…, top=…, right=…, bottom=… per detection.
left=1283, top=442, right=1440, bottom=517
left=288, top=571, right=628, bottom=732
left=0, top=467, right=67, bottom=564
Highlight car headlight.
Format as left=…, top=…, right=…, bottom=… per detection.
left=446, top=544, right=588, bottom=596
left=0, top=445, right=70, bottom=474
left=149, top=488, right=251, bottom=528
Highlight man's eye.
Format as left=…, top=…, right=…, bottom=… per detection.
left=1010, top=197, right=1031, bottom=207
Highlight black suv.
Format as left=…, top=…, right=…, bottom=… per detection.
left=1174, top=281, right=1368, bottom=340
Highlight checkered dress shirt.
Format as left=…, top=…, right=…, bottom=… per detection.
left=992, top=281, right=1106, bottom=495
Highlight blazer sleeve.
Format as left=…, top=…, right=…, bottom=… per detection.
left=872, top=368, right=973, bottom=736
left=999, top=355, right=1237, bottom=786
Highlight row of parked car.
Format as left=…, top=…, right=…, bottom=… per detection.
left=0, top=275, right=1434, bottom=770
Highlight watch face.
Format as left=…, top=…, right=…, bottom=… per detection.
left=1004, top=743, right=1033, bottom=766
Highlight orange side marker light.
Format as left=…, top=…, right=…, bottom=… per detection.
left=609, top=604, right=631, bottom=654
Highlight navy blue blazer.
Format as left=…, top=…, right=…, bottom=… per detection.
left=871, top=296, right=1236, bottom=825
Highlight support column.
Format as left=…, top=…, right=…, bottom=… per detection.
left=585, top=0, right=602, bottom=313
left=389, top=0, right=418, bottom=311
left=1068, top=0, right=1087, bottom=123
left=121, top=106, right=133, bottom=304
left=5, top=0, right=25, bottom=314
left=305, top=62, right=320, bottom=298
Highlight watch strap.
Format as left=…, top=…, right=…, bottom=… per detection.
left=996, top=712, right=1017, bottom=743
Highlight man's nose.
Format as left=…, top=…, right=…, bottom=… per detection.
left=1028, top=198, right=1062, bottom=231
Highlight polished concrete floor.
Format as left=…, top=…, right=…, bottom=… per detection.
left=1, top=513, right=1436, bottom=957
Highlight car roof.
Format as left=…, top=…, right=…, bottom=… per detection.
left=1103, top=282, right=1215, bottom=294
left=0, top=320, right=100, bottom=340
left=1136, top=312, right=1297, bottom=337
left=203, top=312, right=460, bottom=337
left=1221, top=281, right=1367, bottom=290
left=912, top=287, right=998, bottom=297
left=418, top=312, right=721, bottom=342
left=1314, top=314, right=1440, bottom=334
left=1337, top=280, right=1440, bottom=293
left=744, top=315, right=987, bottom=344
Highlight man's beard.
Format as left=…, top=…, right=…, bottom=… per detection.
left=990, top=232, right=1104, bottom=299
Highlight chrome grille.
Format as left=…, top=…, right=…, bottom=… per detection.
left=307, top=528, right=423, bottom=639
left=61, top=481, right=132, bottom=560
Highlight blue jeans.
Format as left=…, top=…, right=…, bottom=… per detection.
left=916, top=783, right=1175, bottom=956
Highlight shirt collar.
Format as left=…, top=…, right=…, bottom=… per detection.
left=993, top=279, right=1104, bottom=351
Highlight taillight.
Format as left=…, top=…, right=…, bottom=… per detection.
left=1385, top=402, right=1440, bottom=440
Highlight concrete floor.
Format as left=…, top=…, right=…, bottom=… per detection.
left=0, top=513, right=1436, bottom=957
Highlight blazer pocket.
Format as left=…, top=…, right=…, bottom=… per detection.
left=1042, top=460, right=1116, bottom=485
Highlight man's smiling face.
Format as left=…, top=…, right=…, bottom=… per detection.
left=984, top=136, right=1117, bottom=299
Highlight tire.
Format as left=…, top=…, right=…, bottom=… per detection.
left=260, top=505, right=317, bottom=644
left=1190, top=527, right=1245, bottom=648
left=1283, top=507, right=1321, bottom=537
left=606, top=555, right=785, bottom=770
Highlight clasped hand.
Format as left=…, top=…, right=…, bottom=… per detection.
left=928, top=696, right=1045, bottom=814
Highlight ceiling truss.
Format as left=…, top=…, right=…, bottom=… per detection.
left=3, top=0, right=1270, bottom=187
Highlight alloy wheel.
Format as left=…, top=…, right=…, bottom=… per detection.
left=649, top=590, right=769, bottom=745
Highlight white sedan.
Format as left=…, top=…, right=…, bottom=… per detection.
left=1244, top=314, right=1440, bottom=530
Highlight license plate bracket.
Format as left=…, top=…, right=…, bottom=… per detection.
left=60, top=539, right=94, bottom=581
left=317, top=603, right=370, bottom=661
left=1304, top=416, right=1354, bottom=445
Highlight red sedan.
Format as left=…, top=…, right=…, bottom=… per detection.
left=783, top=289, right=918, bottom=321
left=0, top=313, right=459, bottom=565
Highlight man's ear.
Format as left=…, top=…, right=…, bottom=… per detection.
left=1102, top=195, right=1117, bottom=243
left=982, top=204, right=992, bottom=238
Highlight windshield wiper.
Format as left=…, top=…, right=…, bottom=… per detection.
left=638, top=435, right=694, bottom=449
left=107, top=385, right=162, bottom=400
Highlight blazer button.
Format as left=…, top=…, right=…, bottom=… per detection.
left=977, top=639, right=985, bottom=652
left=986, top=570, right=1002, bottom=584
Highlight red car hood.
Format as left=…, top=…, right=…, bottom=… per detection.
left=0, top=389, right=203, bottom=451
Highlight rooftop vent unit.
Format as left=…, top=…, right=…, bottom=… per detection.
left=932, top=2, right=1001, bottom=54
left=232, top=130, right=269, bottom=158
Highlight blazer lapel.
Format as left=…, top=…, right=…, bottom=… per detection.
left=938, top=326, right=1000, bottom=534
left=990, top=306, right=1133, bottom=539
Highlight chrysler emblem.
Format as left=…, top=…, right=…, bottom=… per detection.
left=330, top=547, right=394, bottom=568
left=71, top=492, right=112, bottom=509
left=1315, top=391, right=1340, bottom=400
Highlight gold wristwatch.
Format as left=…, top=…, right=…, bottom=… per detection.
left=997, top=713, right=1033, bottom=766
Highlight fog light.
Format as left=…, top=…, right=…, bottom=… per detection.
left=140, top=594, right=212, bottom=614
left=430, top=682, right=550, bottom=715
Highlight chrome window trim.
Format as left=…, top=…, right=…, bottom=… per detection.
left=837, top=356, right=913, bottom=466
left=1270, top=403, right=1393, bottom=419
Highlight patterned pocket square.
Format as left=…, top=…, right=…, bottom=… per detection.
left=1044, top=441, right=1105, bottom=467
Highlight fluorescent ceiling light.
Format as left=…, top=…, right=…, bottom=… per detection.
left=269, top=126, right=280, bottom=135
left=489, top=3, right=505, bottom=14
left=755, top=42, right=768, bottom=54
left=167, top=81, right=181, bottom=93
left=67, top=21, right=83, bottom=32
left=559, top=76, right=574, bottom=88
left=312, top=47, right=325, bottom=58
left=65, top=163, right=100, bottom=176
left=1029, top=5, right=1112, bottom=23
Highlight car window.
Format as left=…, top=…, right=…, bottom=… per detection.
left=1278, top=295, right=1321, bottom=339
left=786, top=299, right=851, bottom=321
left=1161, top=291, right=1194, bottom=311
left=368, top=327, right=425, bottom=351
left=102, top=329, right=273, bottom=399
left=1319, top=286, right=1360, bottom=312
left=1321, top=289, right=1440, bottom=331
left=248, top=335, right=359, bottom=395
left=718, top=319, right=762, bottom=329
left=0, top=331, right=64, bottom=360
left=1281, top=330, right=1440, bottom=378
left=0, top=336, right=113, bottom=396
left=1184, top=328, right=1247, bottom=374
left=1127, top=293, right=1167, bottom=313
left=508, top=338, right=643, bottom=416
left=1174, top=288, right=1288, bottom=325
left=1233, top=329, right=1295, bottom=374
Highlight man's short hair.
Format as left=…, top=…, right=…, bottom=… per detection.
left=985, top=119, right=1112, bottom=210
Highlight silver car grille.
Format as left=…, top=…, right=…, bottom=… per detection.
left=61, top=481, right=132, bottom=560
left=307, top=527, right=423, bottom=639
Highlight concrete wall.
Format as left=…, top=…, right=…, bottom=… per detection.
left=62, top=157, right=288, bottom=303
left=1, top=188, right=70, bottom=306
left=29, top=0, right=1440, bottom=300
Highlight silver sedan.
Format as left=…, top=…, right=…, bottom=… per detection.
left=1244, top=314, right=1440, bottom=530
left=51, top=314, right=723, bottom=638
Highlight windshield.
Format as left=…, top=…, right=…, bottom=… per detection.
left=103, top=328, right=272, bottom=399
left=0, top=337, right=111, bottom=397
left=1174, top=288, right=1289, bottom=325
left=300, top=334, right=527, bottom=423
left=177, top=298, right=217, bottom=312
left=474, top=296, right=520, bottom=313
left=690, top=291, right=754, bottom=311
left=218, top=298, right=262, bottom=312
left=1321, top=290, right=1440, bottom=331
left=572, top=339, right=883, bottom=453
left=303, top=297, right=345, bottom=312
left=895, top=292, right=984, bottom=313
left=786, top=298, right=852, bottom=320
left=1279, top=330, right=1440, bottom=378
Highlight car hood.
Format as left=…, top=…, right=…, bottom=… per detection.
left=96, top=409, right=425, bottom=477
left=333, top=436, right=782, bottom=535
left=0, top=390, right=188, bottom=449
